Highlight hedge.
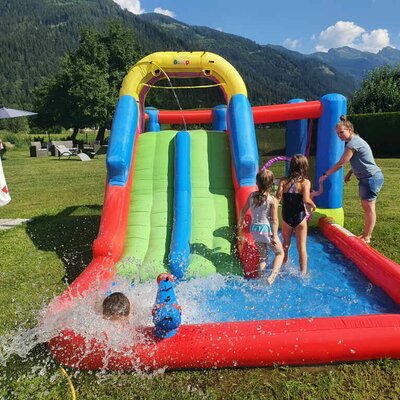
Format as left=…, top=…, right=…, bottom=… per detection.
left=348, top=112, right=400, bottom=157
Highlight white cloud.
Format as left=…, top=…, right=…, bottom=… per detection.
left=216, top=27, right=223, bottom=32
left=154, top=7, right=176, bottom=18
left=283, top=38, right=301, bottom=50
left=315, top=21, right=364, bottom=51
left=112, top=0, right=144, bottom=14
left=315, top=21, right=391, bottom=53
left=359, top=29, right=391, bottom=53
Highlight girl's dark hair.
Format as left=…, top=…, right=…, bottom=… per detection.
left=288, top=154, right=309, bottom=181
left=253, top=169, right=274, bottom=207
left=103, top=292, right=130, bottom=319
left=336, top=115, right=356, bottom=133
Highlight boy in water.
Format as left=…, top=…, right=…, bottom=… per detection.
left=102, top=292, right=131, bottom=323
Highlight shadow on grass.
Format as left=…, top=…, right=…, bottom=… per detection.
left=190, top=225, right=242, bottom=275
left=26, top=205, right=102, bottom=284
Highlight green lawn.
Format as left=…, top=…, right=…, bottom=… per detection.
left=0, top=142, right=399, bottom=400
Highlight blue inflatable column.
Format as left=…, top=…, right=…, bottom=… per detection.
left=169, top=131, right=191, bottom=280
left=152, top=273, right=182, bottom=338
left=285, top=99, right=308, bottom=174
left=228, top=94, right=258, bottom=187
left=212, top=105, right=227, bottom=131
left=145, top=107, right=160, bottom=132
left=107, top=95, right=138, bottom=186
left=315, top=94, right=347, bottom=209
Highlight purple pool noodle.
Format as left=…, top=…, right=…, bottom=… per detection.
left=261, top=155, right=291, bottom=170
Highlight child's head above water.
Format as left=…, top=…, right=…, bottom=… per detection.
left=288, top=154, right=309, bottom=180
left=102, top=292, right=130, bottom=322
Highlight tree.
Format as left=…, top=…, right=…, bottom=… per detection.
left=349, top=65, right=400, bottom=114
left=34, top=22, right=142, bottom=143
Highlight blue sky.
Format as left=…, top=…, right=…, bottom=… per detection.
left=112, top=0, right=400, bottom=54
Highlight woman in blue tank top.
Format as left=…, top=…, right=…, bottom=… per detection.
left=320, top=115, right=384, bottom=244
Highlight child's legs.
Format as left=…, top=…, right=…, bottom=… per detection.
left=360, top=199, right=376, bottom=241
left=281, top=220, right=293, bottom=264
left=255, top=241, right=269, bottom=278
left=294, top=218, right=308, bottom=274
left=267, top=238, right=284, bottom=284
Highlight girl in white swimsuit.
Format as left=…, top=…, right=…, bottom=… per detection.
left=240, top=169, right=284, bottom=285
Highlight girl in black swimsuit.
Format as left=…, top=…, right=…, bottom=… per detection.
left=276, top=154, right=316, bottom=275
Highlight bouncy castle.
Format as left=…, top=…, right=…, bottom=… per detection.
left=48, top=52, right=400, bottom=370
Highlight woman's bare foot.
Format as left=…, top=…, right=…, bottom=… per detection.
left=358, top=235, right=371, bottom=244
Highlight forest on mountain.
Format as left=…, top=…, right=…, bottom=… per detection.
left=0, top=0, right=357, bottom=112
left=312, top=46, right=400, bottom=83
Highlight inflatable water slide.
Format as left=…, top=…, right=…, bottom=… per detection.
left=48, top=52, right=400, bottom=371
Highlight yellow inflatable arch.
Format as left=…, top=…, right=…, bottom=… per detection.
left=120, top=51, right=247, bottom=102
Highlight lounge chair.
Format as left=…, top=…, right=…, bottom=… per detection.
left=83, top=144, right=108, bottom=159
left=54, top=144, right=91, bottom=162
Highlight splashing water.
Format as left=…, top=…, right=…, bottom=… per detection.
left=1, top=231, right=399, bottom=374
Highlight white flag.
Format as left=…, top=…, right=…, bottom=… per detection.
left=0, top=157, right=11, bottom=206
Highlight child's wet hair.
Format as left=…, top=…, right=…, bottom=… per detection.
left=102, top=292, right=130, bottom=319
left=288, top=154, right=309, bottom=180
left=254, top=169, right=275, bottom=206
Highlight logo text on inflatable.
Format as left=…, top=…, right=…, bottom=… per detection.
left=173, top=59, right=190, bottom=65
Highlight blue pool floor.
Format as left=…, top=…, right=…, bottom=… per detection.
left=173, top=230, right=400, bottom=324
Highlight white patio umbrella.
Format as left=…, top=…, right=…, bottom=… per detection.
left=0, top=105, right=37, bottom=119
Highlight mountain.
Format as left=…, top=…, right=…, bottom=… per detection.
left=137, top=13, right=357, bottom=104
left=0, top=0, right=357, bottom=110
left=310, top=46, right=400, bottom=83
left=0, top=0, right=182, bottom=109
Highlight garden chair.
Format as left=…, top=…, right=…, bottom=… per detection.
left=54, top=144, right=91, bottom=162
left=83, top=144, right=108, bottom=159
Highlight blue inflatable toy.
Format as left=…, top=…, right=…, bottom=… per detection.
left=152, top=273, right=182, bottom=338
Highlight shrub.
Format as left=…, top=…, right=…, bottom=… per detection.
left=348, top=112, right=400, bottom=157
left=0, top=131, right=32, bottom=148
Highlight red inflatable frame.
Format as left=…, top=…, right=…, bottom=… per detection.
left=48, top=103, right=400, bottom=371
left=48, top=217, right=400, bottom=371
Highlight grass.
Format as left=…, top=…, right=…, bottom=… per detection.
left=0, top=137, right=400, bottom=399
left=0, top=150, right=106, bottom=218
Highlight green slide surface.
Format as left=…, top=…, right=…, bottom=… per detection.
left=188, top=130, right=242, bottom=278
left=117, top=129, right=241, bottom=282
left=116, top=131, right=175, bottom=282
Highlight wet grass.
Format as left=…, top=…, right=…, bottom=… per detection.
left=0, top=143, right=400, bottom=399
left=2, top=357, right=400, bottom=399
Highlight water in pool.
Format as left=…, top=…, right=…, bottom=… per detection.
left=175, top=229, right=400, bottom=324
